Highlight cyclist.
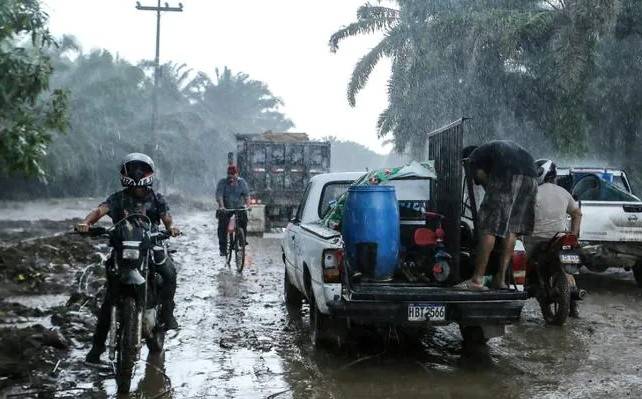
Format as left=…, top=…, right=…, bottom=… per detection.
left=216, top=165, right=250, bottom=256
left=76, top=153, right=181, bottom=365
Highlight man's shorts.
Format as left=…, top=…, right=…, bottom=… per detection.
left=478, top=174, right=537, bottom=238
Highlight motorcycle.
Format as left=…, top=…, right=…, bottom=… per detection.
left=76, top=214, right=174, bottom=393
left=526, top=233, right=586, bottom=325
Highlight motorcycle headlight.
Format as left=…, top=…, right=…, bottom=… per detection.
left=122, top=248, right=140, bottom=260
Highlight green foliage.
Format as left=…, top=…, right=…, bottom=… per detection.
left=0, top=0, right=68, bottom=176
left=1, top=35, right=293, bottom=198
left=331, top=0, right=642, bottom=169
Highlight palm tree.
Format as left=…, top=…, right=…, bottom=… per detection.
left=332, top=0, right=621, bottom=157
left=329, top=3, right=402, bottom=107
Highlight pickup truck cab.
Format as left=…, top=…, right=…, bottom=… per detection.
left=282, top=172, right=528, bottom=347
left=556, top=167, right=642, bottom=286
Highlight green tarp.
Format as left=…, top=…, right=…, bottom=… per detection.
left=321, top=161, right=436, bottom=230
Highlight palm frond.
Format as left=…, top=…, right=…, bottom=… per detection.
left=356, top=4, right=400, bottom=26
left=329, top=3, right=399, bottom=52
left=347, top=26, right=406, bottom=106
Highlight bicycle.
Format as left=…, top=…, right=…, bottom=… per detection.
left=220, top=208, right=249, bottom=273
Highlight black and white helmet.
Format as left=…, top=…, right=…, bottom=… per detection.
left=120, top=153, right=155, bottom=187
left=536, top=159, right=556, bottom=185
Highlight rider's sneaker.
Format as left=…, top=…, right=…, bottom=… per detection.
left=163, top=315, right=179, bottom=331
left=219, top=249, right=227, bottom=257
left=84, top=346, right=105, bottom=366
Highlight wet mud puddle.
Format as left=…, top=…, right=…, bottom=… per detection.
left=2, top=209, right=642, bottom=398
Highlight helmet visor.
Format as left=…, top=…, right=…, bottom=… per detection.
left=123, top=161, right=153, bottom=181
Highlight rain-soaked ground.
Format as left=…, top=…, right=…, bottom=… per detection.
left=1, top=203, right=642, bottom=398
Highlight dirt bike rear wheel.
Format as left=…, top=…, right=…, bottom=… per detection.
left=116, top=297, right=139, bottom=394
left=235, top=229, right=246, bottom=273
left=539, top=271, right=570, bottom=326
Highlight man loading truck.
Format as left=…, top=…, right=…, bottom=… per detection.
left=458, top=140, right=538, bottom=291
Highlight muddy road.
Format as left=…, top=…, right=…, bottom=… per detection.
left=1, top=205, right=642, bottom=398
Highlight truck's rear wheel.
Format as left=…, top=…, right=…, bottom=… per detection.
left=305, top=272, right=346, bottom=349
left=633, top=263, right=642, bottom=288
left=284, top=266, right=303, bottom=308
left=459, top=325, right=489, bottom=346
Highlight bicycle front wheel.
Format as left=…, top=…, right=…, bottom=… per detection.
left=235, top=229, right=246, bottom=273
left=226, top=232, right=234, bottom=266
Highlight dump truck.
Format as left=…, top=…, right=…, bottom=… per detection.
left=234, top=132, right=331, bottom=232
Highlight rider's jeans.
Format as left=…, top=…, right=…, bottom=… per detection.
left=217, top=211, right=248, bottom=252
left=91, top=255, right=177, bottom=351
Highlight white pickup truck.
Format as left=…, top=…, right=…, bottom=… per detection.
left=556, top=167, right=642, bottom=286
left=282, top=171, right=527, bottom=348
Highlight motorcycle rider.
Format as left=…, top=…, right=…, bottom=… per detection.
left=76, top=153, right=180, bottom=364
left=526, top=159, right=583, bottom=316
left=216, top=164, right=250, bottom=256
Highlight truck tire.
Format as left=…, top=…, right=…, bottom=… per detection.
left=633, top=263, right=642, bottom=288
left=459, top=325, right=489, bottom=346
left=284, top=266, right=303, bottom=308
left=538, top=271, right=570, bottom=326
left=305, top=271, right=346, bottom=349
left=116, top=297, right=139, bottom=394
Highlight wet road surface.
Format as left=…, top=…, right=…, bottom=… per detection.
left=6, top=209, right=642, bottom=398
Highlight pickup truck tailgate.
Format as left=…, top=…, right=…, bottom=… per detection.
left=349, top=283, right=527, bottom=302
left=580, top=201, right=642, bottom=242
left=328, top=283, right=527, bottom=325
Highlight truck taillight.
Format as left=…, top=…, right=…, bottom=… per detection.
left=512, top=249, right=526, bottom=285
left=322, top=249, right=343, bottom=283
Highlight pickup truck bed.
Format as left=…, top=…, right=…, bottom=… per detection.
left=330, top=284, right=526, bottom=325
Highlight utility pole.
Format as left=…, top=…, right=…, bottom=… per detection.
left=135, top=1, right=183, bottom=159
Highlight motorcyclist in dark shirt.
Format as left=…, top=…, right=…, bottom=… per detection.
left=76, top=153, right=181, bottom=365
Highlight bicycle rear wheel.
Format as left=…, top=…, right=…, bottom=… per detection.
left=235, top=229, right=246, bottom=273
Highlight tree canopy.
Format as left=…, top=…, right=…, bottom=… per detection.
left=0, top=35, right=294, bottom=198
left=331, top=0, right=642, bottom=179
left=0, top=0, right=68, bottom=176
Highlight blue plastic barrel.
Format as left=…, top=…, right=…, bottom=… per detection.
left=342, top=185, right=400, bottom=281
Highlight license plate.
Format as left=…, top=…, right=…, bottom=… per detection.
left=559, top=253, right=581, bottom=264
left=408, top=304, right=446, bottom=322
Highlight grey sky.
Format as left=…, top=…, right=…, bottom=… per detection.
left=43, top=0, right=393, bottom=154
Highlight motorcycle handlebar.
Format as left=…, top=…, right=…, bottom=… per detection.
left=219, top=208, right=250, bottom=213
left=151, top=231, right=171, bottom=240
left=74, top=227, right=178, bottom=240
left=73, top=226, right=109, bottom=237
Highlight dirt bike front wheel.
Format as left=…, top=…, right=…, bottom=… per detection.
left=116, top=297, right=139, bottom=394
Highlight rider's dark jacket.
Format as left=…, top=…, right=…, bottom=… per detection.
left=100, top=188, right=169, bottom=226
